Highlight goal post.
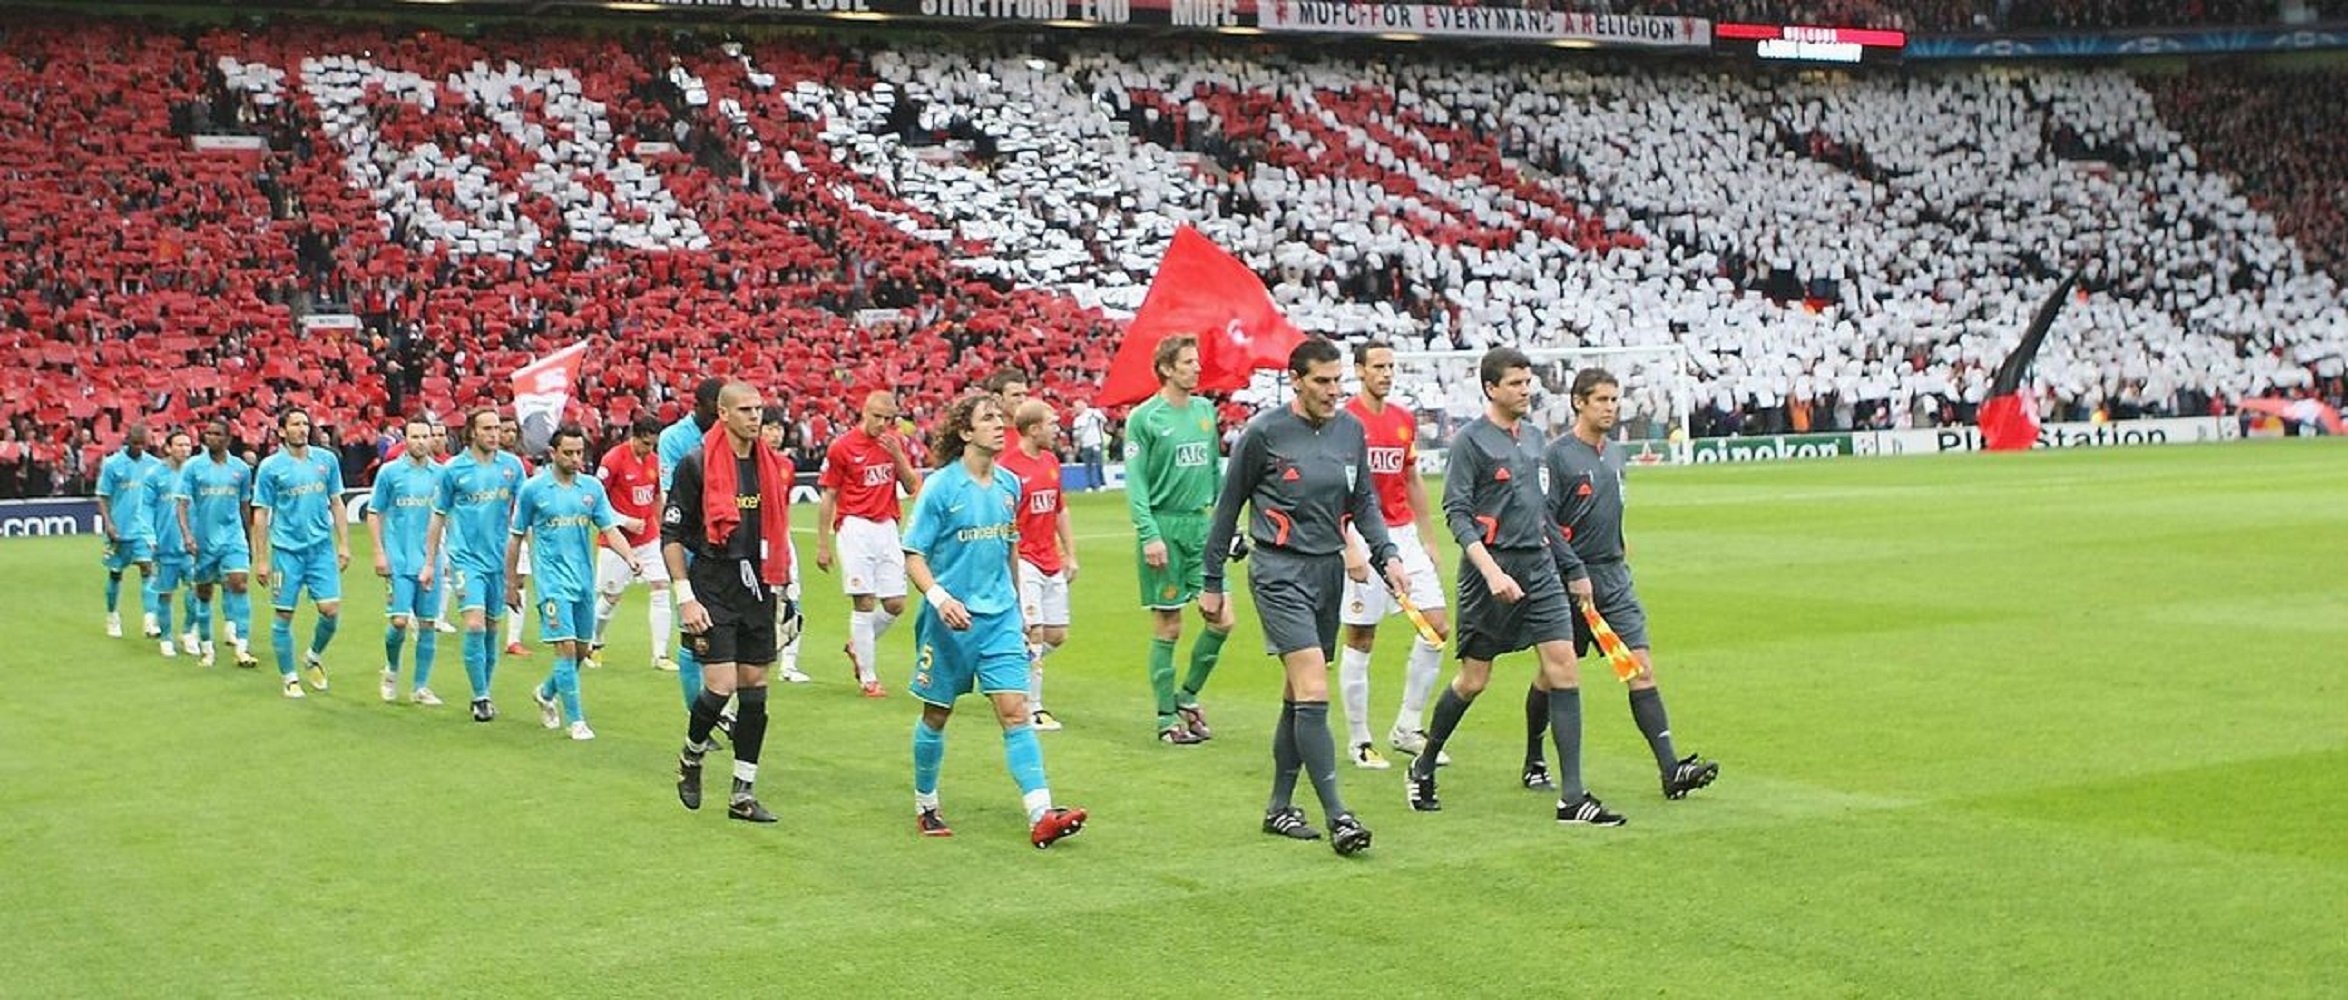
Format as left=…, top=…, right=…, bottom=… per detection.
left=1386, top=345, right=1696, bottom=465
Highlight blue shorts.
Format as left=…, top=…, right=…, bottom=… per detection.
left=193, top=544, right=252, bottom=583
left=447, top=566, right=507, bottom=616
left=910, top=607, right=1030, bottom=708
left=536, top=593, right=597, bottom=645
left=103, top=536, right=157, bottom=572
left=386, top=574, right=446, bottom=621
left=153, top=556, right=193, bottom=593
left=268, top=546, right=343, bottom=610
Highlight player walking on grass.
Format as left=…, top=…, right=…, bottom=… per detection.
left=903, top=394, right=1087, bottom=847
left=147, top=431, right=197, bottom=659
left=1406, top=347, right=1627, bottom=828
left=591, top=416, right=680, bottom=673
left=1201, top=338, right=1404, bottom=856
left=252, top=409, right=352, bottom=700
left=96, top=420, right=162, bottom=640
left=370, top=416, right=445, bottom=706
left=177, top=421, right=257, bottom=668
left=817, top=390, right=924, bottom=698
left=1124, top=335, right=1232, bottom=745
left=997, top=399, right=1076, bottom=732
left=425, top=408, right=527, bottom=722
left=508, top=425, right=638, bottom=742
left=1521, top=369, right=1720, bottom=800
left=1335, top=340, right=1454, bottom=770
left=667, top=383, right=799, bottom=823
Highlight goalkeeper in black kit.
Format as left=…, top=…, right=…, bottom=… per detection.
left=1525, top=368, right=1719, bottom=801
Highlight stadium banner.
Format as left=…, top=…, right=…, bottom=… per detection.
left=1688, top=432, right=1854, bottom=463
left=599, top=0, right=1230, bottom=30
left=1255, top=2, right=1713, bottom=46
left=0, top=496, right=101, bottom=536
left=1853, top=416, right=2239, bottom=456
left=1905, top=24, right=2348, bottom=60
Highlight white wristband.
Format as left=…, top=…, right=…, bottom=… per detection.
left=673, top=581, right=696, bottom=606
left=925, top=584, right=953, bottom=607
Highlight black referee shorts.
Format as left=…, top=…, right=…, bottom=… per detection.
left=1455, top=547, right=1575, bottom=662
left=1571, top=560, right=1649, bottom=656
left=683, top=558, right=778, bottom=667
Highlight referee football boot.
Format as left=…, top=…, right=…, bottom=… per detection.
left=1521, top=759, right=1555, bottom=792
left=1158, top=725, right=1205, bottom=746
left=1662, top=754, right=1720, bottom=800
left=1406, top=766, right=1441, bottom=812
left=1557, top=794, right=1628, bottom=828
left=1328, top=813, right=1373, bottom=856
left=675, top=748, right=706, bottom=810
left=1030, top=807, right=1087, bottom=849
left=1175, top=704, right=1213, bottom=740
left=916, top=807, right=954, bottom=838
left=1262, top=806, right=1321, bottom=841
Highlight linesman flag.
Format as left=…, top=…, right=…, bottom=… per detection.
left=1577, top=599, right=1644, bottom=683
left=1100, top=226, right=1306, bottom=407
left=1977, top=271, right=2082, bottom=452
left=511, top=340, right=589, bottom=457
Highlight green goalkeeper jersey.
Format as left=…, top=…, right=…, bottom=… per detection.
left=1123, top=393, right=1223, bottom=543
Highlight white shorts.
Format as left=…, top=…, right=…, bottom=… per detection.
left=1019, top=560, right=1071, bottom=628
left=1341, top=522, right=1447, bottom=627
left=837, top=516, right=907, bottom=599
left=596, top=541, right=671, bottom=597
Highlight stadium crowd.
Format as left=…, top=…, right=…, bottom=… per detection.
left=2, top=14, right=2343, bottom=496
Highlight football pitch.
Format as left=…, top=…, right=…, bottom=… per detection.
left=3, top=441, right=2342, bottom=997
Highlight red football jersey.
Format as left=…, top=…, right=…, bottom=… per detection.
left=1346, top=397, right=1418, bottom=528
left=819, top=428, right=905, bottom=525
left=596, top=442, right=660, bottom=547
left=996, top=444, right=1065, bottom=575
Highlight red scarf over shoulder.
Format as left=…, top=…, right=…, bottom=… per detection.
left=701, top=426, right=794, bottom=587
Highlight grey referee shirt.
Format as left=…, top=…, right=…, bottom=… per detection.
left=1442, top=415, right=1587, bottom=581
left=1202, top=405, right=1397, bottom=592
left=1545, top=432, right=1627, bottom=564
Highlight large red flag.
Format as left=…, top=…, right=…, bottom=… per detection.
left=510, top=340, right=589, bottom=456
left=1099, top=227, right=1305, bottom=407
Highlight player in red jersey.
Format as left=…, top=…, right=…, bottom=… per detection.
left=816, top=390, right=924, bottom=697
left=996, top=398, right=1078, bottom=732
left=1337, top=340, right=1454, bottom=770
left=591, top=417, right=675, bottom=671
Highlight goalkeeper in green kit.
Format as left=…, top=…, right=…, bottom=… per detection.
left=1123, top=335, right=1235, bottom=745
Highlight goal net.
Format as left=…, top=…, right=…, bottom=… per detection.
left=1386, top=345, right=1696, bottom=466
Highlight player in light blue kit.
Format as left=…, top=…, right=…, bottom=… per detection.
left=658, top=378, right=724, bottom=706
left=146, top=431, right=199, bottom=659
left=252, top=409, right=352, bottom=700
left=903, top=393, right=1087, bottom=848
left=507, top=425, right=638, bottom=741
left=177, top=420, right=258, bottom=668
left=370, top=416, right=446, bottom=706
left=95, top=420, right=164, bottom=640
left=426, top=408, right=528, bottom=723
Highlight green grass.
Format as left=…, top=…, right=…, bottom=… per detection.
left=3, top=441, right=2343, bottom=997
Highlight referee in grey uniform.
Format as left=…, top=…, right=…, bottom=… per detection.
left=1407, top=346, right=1628, bottom=828
left=1201, top=337, right=1407, bottom=857
left=1526, top=368, right=1720, bottom=800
